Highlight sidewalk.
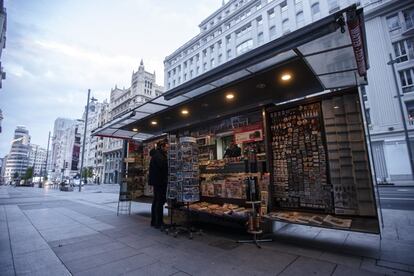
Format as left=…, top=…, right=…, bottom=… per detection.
left=0, top=186, right=413, bottom=276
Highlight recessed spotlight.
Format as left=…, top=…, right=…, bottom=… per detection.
left=256, top=83, right=266, bottom=89
left=226, top=93, right=235, bottom=100
left=132, top=128, right=138, bottom=132
left=281, top=73, right=292, bottom=81
left=181, top=109, right=189, bottom=115
left=151, top=121, right=157, bottom=125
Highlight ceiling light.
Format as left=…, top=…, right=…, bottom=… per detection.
left=256, top=83, right=266, bottom=89
left=132, top=128, right=138, bottom=132
left=181, top=109, right=189, bottom=115
left=226, top=93, right=235, bottom=100
left=334, top=106, right=340, bottom=109
left=281, top=73, right=292, bottom=81
left=151, top=121, right=157, bottom=125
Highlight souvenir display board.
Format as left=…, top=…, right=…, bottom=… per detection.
left=167, top=136, right=200, bottom=203
left=125, top=141, right=145, bottom=199
left=267, top=91, right=379, bottom=233
left=269, top=103, right=332, bottom=211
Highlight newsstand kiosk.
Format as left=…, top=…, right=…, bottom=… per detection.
left=93, top=5, right=381, bottom=238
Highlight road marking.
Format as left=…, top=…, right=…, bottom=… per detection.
left=380, top=197, right=414, bottom=201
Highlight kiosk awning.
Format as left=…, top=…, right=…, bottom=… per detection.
left=92, top=5, right=368, bottom=141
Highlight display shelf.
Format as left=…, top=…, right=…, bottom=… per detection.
left=246, top=201, right=261, bottom=204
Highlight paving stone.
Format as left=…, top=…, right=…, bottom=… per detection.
left=125, top=260, right=180, bottom=276
left=318, top=251, right=362, bottom=268
left=13, top=248, right=69, bottom=275
left=360, top=257, right=412, bottom=276
left=65, top=246, right=140, bottom=273
left=48, top=232, right=109, bottom=248
left=278, top=256, right=336, bottom=276
left=56, top=241, right=126, bottom=262
left=12, top=237, right=50, bottom=255
left=51, top=234, right=113, bottom=255
left=74, top=253, right=158, bottom=276
left=332, top=264, right=382, bottom=276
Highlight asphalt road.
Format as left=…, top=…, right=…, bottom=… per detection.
left=378, top=186, right=414, bottom=210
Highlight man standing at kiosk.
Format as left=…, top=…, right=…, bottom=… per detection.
left=149, top=139, right=169, bottom=228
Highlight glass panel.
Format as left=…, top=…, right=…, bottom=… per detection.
left=305, top=46, right=356, bottom=75
left=298, top=27, right=352, bottom=56
left=136, top=103, right=168, bottom=114
left=155, top=95, right=188, bottom=106
left=210, top=69, right=250, bottom=87
left=318, top=71, right=357, bottom=89
left=246, top=50, right=296, bottom=73
left=185, top=85, right=214, bottom=98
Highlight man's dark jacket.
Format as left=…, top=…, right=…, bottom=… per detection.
left=148, top=149, right=168, bottom=188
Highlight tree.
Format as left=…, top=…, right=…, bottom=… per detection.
left=13, top=172, right=19, bottom=180
left=24, top=167, right=34, bottom=180
left=81, top=167, right=94, bottom=183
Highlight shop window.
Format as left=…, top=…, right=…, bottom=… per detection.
left=236, top=39, right=253, bottom=56
left=399, top=68, right=414, bottom=93
left=387, top=14, right=400, bottom=31
left=311, top=3, right=320, bottom=20
left=296, top=11, right=304, bottom=28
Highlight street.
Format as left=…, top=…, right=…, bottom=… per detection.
left=378, top=186, right=414, bottom=210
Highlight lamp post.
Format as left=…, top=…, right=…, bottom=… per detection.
left=388, top=53, right=414, bottom=179
left=79, top=89, right=97, bottom=192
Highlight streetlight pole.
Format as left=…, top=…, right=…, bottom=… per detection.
left=79, top=89, right=97, bottom=192
left=43, top=131, right=51, bottom=183
left=388, top=53, right=414, bottom=179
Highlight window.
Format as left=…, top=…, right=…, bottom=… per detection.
left=311, top=3, right=320, bottom=20
left=328, top=0, right=339, bottom=13
left=211, top=58, right=215, bottom=68
left=280, top=1, right=287, bottom=13
left=268, top=9, right=275, bottom=19
left=226, top=35, right=232, bottom=44
left=203, top=62, right=207, bottom=71
left=269, top=25, right=276, bottom=38
left=196, top=66, right=200, bottom=74
left=399, top=68, right=414, bottom=93
left=257, top=32, right=264, bottom=44
left=403, top=8, right=414, bottom=29
left=236, top=24, right=252, bottom=37
left=227, top=49, right=232, bottom=58
left=256, top=3, right=262, bottom=10
left=406, top=101, right=414, bottom=125
left=296, top=11, right=304, bottom=27
left=203, top=50, right=207, bottom=57
left=393, top=40, right=408, bottom=62
left=387, top=14, right=400, bottom=31
left=236, top=39, right=253, bottom=56
left=184, top=73, right=187, bottom=81
left=257, top=16, right=263, bottom=25
left=282, top=19, right=289, bottom=34
left=218, top=54, right=222, bottom=64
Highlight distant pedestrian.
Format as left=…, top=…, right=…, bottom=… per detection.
left=149, top=139, right=169, bottom=229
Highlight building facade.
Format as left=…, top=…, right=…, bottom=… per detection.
left=28, top=144, right=47, bottom=177
left=102, top=60, right=164, bottom=184
left=3, top=126, right=31, bottom=183
left=79, top=101, right=106, bottom=183
left=362, top=0, right=414, bottom=183
left=51, top=118, right=82, bottom=181
left=0, top=0, right=6, bottom=133
left=0, top=155, right=7, bottom=184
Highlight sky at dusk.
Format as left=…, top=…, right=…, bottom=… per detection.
left=0, top=0, right=223, bottom=156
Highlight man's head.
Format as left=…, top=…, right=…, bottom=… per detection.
left=158, top=139, right=169, bottom=153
